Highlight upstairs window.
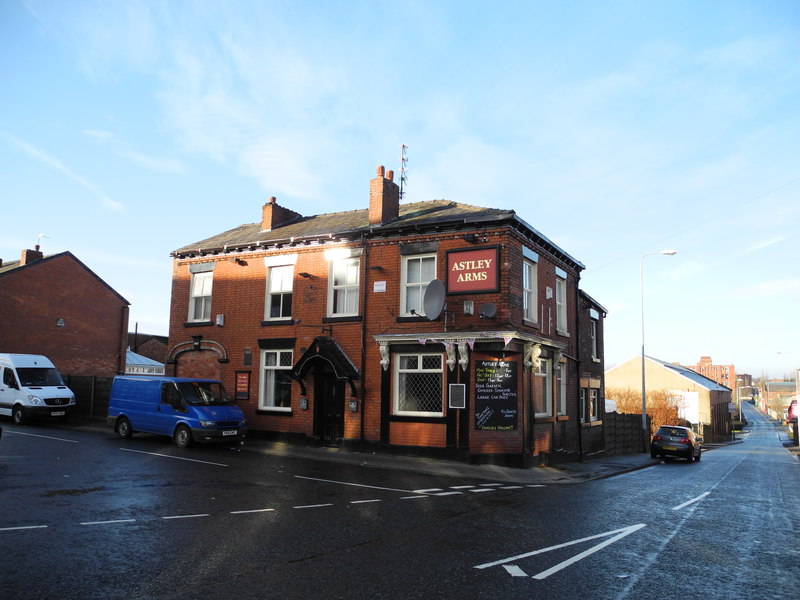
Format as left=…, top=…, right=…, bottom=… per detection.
left=533, top=358, right=553, bottom=417
left=266, top=265, right=294, bottom=320
left=328, top=257, right=360, bottom=316
left=523, top=258, right=537, bottom=322
left=189, top=271, right=213, bottom=322
left=555, top=268, right=568, bottom=334
left=401, top=254, right=436, bottom=316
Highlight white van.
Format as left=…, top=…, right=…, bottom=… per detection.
left=0, top=354, right=76, bottom=424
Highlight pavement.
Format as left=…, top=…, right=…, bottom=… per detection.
left=59, top=414, right=800, bottom=486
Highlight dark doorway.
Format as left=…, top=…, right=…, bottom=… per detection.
left=314, top=366, right=345, bottom=447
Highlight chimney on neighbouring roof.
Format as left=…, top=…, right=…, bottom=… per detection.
left=261, top=196, right=302, bottom=232
left=369, top=165, right=400, bottom=226
left=20, top=246, right=44, bottom=266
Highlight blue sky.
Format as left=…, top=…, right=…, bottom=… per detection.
left=2, top=0, right=798, bottom=378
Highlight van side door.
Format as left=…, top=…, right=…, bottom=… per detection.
left=154, top=382, right=188, bottom=435
left=0, top=367, right=20, bottom=415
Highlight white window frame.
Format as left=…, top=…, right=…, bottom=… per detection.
left=556, top=362, right=567, bottom=416
left=401, top=254, right=437, bottom=316
left=534, top=358, right=553, bottom=418
left=265, top=264, right=294, bottom=320
left=392, top=353, right=444, bottom=417
left=259, top=349, right=293, bottom=411
left=523, top=258, right=537, bottom=323
left=188, top=271, right=213, bottom=322
left=589, top=388, right=599, bottom=421
left=590, top=318, right=599, bottom=361
left=555, top=270, right=568, bottom=334
left=580, top=389, right=587, bottom=423
left=328, top=257, right=360, bottom=317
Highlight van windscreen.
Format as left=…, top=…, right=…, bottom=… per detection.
left=17, top=368, right=65, bottom=387
left=177, top=381, right=232, bottom=406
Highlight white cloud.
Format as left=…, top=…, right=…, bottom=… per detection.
left=1, top=131, right=124, bottom=211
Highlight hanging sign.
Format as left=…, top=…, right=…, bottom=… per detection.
left=446, top=247, right=500, bottom=294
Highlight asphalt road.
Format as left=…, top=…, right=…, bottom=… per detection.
left=0, top=403, right=797, bottom=600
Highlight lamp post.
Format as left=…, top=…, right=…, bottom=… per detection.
left=640, top=249, right=677, bottom=452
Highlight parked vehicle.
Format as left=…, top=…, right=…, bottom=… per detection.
left=0, top=354, right=76, bottom=425
left=107, top=376, right=247, bottom=448
left=650, top=425, right=702, bottom=462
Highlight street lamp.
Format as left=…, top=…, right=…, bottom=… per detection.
left=641, top=249, right=677, bottom=451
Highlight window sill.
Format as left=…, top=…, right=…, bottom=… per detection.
left=184, top=320, right=213, bottom=328
left=523, top=318, right=540, bottom=329
left=396, top=315, right=428, bottom=323
left=389, top=414, right=447, bottom=424
left=322, top=315, right=362, bottom=323
left=261, top=319, right=294, bottom=327
left=556, top=329, right=570, bottom=338
left=256, top=409, right=293, bottom=417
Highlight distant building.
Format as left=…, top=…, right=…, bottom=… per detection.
left=128, top=332, right=169, bottom=364
left=606, top=355, right=733, bottom=443
left=0, top=247, right=129, bottom=377
left=685, top=356, right=735, bottom=389
left=125, top=349, right=165, bottom=375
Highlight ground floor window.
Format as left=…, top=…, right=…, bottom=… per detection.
left=533, top=358, right=552, bottom=417
left=393, top=353, right=444, bottom=417
left=581, top=387, right=600, bottom=422
left=259, top=349, right=293, bottom=411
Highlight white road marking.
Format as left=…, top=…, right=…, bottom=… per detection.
left=350, top=499, right=382, bottom=504
left=412, top=488, right=443, bottom=494
left=80, top=519, right=136, bottom=526
left=503, top=565, right=528, bottom=577
left=230, top=508, right=275, bottom=514
left=5, top=431, right=78, bottom=443
left=120, top=448, right=228, bottom=467
left=295, top=475, right=414, bottom=494
left=400, top=495, right=429, bottom=500
left=293, top=503, right=333, bottom=509
left=469, top=489, right=496, bottom=493
left=433, top=491, right=463, bottom=496
left=672, top=492, right=710, bottom=511
left=162, top=514, right=210, bottom=520
left=500, top=486, right=524, bottom=490
left=479, top=483, right=503, bottom=487
left=0, top=525, right=48, bottom=532
left=450, top=485, right=475, bottom=490
left=474, top=524, right=647, bottom=580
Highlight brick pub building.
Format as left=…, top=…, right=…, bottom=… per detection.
left=167, top=166, right=606, bottom=466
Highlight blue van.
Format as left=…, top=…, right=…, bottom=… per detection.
left=107, top=376, right=247, bottom=447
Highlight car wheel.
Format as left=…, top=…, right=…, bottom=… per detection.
left=695, top=449, right=701, bottom=462
left=12, top=405, right=26, bottom=425
left=116, top=417, right=133, bottom=439
left=686, top=451, right=694, bottom=463
left=174, top=425, right=192, bottom=448
left=650, top=450, right=658, bottom=459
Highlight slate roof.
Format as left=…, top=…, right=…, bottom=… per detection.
left=172, top=199, right=585, bottom=270
left=0, top=251, right=130, bottom=305
left=649, top=357, right=731, bottom=392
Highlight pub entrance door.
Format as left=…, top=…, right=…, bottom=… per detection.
left=314, top=366, right=345, bottom=447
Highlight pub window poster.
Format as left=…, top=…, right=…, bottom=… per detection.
left=474, top=359, right=518, bottom=430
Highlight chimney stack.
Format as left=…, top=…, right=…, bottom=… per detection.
left=261, top=196, right=302, bottom=232
left=369, top=165, right=400, bottom=226
left=20, top=247, right=44, bottom=266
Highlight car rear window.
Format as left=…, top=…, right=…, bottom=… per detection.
left=657, top=427, right=689, bottom=437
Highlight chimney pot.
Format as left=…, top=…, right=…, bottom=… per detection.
left=377, top=165, right=385, bottom=177
left=386, top=170, right=394, bottom=181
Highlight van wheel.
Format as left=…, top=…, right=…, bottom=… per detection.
left=174, top=425, right=192, bottom=448
left=116, top=417, right=133, bottom=439
left=12, top=406, right=26, bottom=425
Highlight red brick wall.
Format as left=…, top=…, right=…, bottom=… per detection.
left=0, top=253, right=128, bottom=376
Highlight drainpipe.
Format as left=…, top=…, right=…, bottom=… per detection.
left=359, top=233, right=369, bottom=452
left=575, top=284, right=584, bottom=463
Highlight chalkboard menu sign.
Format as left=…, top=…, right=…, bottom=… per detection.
left=474, top=359, right=518, bottom=430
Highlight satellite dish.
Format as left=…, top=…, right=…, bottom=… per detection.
left=479, top=303, right=497, bottom=319
left=423, top=279, right=446, bottom=320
